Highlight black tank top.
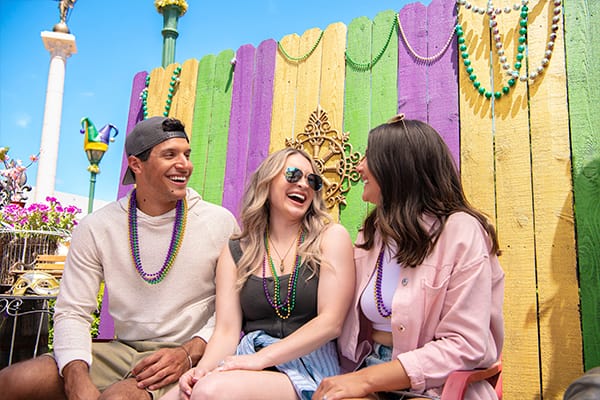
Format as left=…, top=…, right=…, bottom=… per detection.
left=229, top=239, right=319, bottom=338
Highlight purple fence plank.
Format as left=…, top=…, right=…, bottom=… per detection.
left=247, top=39, right=276, bottom=176
left=98, top=71, right=147, bottom=341
left=222, top=44, right=256, bottom=218
left=426, top=0, right=460, bottom=166
left=398, top=2, right=428, bottom=121
left=222, top=39, right=276, bottom=220
left=117, top=71, right=147, bottom=200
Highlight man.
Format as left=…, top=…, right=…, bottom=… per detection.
left=0, top=117, right=238, bottom=399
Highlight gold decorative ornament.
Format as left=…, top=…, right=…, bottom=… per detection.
left=154, top=0, right=189, bottom=16
left=286, top=105, right=362, bottom=210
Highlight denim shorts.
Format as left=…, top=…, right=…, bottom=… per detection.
left=364, top=343, right=439, bottom=400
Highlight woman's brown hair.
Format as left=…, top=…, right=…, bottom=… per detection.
left=357, top=115, right=500, bottom=267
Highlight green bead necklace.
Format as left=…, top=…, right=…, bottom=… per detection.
left=262, top=228, right=304, bottom=320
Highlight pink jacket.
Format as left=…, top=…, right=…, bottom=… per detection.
left=338, top=212, right=504, bottom=399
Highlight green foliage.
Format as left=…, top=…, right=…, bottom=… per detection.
left=48, top=282, right=105, bottom=350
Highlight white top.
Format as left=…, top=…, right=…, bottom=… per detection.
left=52, top=188, right=238, bottom=374
left=360, top=244, right=401, bottom=332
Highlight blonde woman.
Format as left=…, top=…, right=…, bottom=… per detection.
left=161, top=148, right=355, bottom=400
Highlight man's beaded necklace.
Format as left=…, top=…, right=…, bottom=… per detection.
left=374, top=247, right=392, bottom=319
left=262, top=228, right=305, bottom=319
left=128, top=189, right=187, bottom=284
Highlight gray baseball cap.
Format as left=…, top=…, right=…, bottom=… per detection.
left=122, top=116, right=189, bottom=185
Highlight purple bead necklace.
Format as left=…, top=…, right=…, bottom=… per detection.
left=128, top=189, right=187, bottom=284
left=374, top=247, right=392, bottom=318
left=262, top=227, right=304, bottom=319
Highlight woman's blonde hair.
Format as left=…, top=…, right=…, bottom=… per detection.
left=233, top=148, right=332, bottom=288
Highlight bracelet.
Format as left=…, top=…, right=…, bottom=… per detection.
left=179, top=346, right=193, bottom=369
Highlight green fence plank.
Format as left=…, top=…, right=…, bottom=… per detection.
left=203, top=50, right=235, bottom=205
left=340, top=16, right=372, bottom=240
left=566, top=0, right=600, bottom=370
left=371, top=10, right=398, bottom=126
left=189, top=55, right=217, bottom=195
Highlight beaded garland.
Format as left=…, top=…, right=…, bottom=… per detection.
left=374, top=247, right=392, bottom=319
left=262, top=229, right=305, bottom=319
left=278, top=31, right=324, bottom=63
left=140, top=65, right=182, bottom=120
left=396, top=13, right=457, bottom=64
left=456, top=0, right=562, bottom=100
left=129, top=189, right=187, bottom=284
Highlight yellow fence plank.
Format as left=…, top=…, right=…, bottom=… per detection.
left=271, top=33, right=300, bottom=152
left=528, top=1, right=583, bottom=397
left=170, top=58, right=199, bottom=135
left=146, top=65, right=168, bottom=118
left=318, top=22, right=347, bottom=221
left=294, top=27, right=324, bottom=140
left=458, top=8, right=495, bottom=223
left=493, top=3, right=539, bottom=398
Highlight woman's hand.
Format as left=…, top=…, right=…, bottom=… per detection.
left=177, top=367, right=208, bottom=400
left=216, top=353, right=266, bottom=372
left=313, top=373, right=372, bottom=400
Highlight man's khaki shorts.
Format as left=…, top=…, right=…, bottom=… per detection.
left=51, top=340, right=181, bottom=399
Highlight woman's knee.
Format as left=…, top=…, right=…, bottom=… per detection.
left=189, top=375, right=227, bottom=400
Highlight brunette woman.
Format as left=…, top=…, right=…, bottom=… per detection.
left=314, top=115, right=504, bottom=400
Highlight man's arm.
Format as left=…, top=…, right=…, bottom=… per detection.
left=62, top=360, right=101, bottom=400
left=180, top=336, right=208, bottom=367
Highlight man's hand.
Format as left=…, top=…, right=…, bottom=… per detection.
left=132, top=347, right=191, bottom=391
left=62, top=360, right=101, bottom=400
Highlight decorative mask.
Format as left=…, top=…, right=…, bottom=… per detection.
left=11, top=271, right=60, bottom=296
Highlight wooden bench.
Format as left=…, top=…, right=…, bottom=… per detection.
left=33, top=254, right=66, bottom=271
left=10, top=254, right=66, bottom=279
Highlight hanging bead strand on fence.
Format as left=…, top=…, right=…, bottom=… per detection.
left=277, top=31, right=324, bottom=62
left=456, top=0, right=529, bottom=100
left=456, top=0, right=562, bottom=101
left=346, top=14, right=398, bottom=72
left=164, top=65, right=182, bottom=117
left=139, top=65, right=182, bottom=120
left=396, top=13, right=457, bottom=64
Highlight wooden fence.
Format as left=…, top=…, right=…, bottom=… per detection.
left=102, top=0, right=599, bottom=398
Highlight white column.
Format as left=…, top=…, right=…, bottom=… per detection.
left=34, top=31, right=77, bottom=202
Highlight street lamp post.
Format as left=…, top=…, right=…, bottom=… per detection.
left=80, top=118, right=118, bottom=214
left=154, top=0, right=188, bottom=67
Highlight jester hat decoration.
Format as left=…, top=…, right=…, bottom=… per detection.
left=80, top=117, right=119, bottom=173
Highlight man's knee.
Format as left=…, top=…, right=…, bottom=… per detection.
left=0, top=355, right=64, bottom=399
left=99, top=378, right=152, bottom=400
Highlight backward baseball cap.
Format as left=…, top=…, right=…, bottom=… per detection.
left=122, top=116, right=189, bottom=185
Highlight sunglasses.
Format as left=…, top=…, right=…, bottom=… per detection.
left=284, top=167, right=323, bottom=191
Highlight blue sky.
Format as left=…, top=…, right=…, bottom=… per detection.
left=1, top=0, right=427, bottom=204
